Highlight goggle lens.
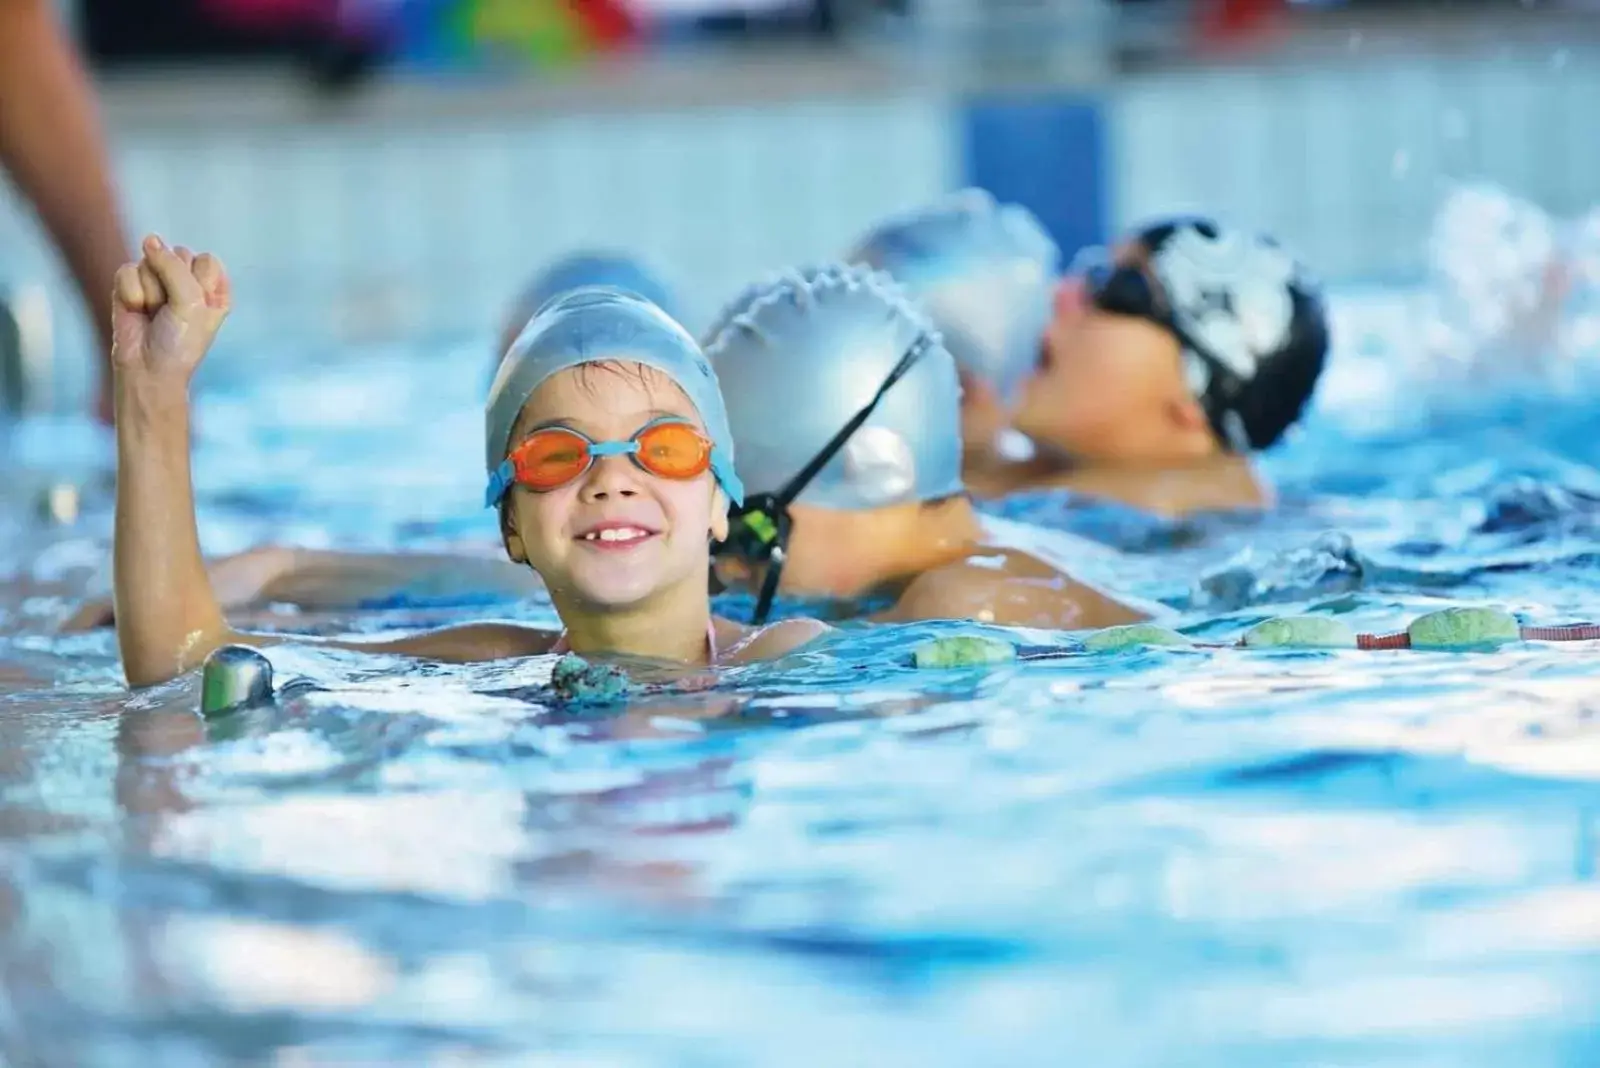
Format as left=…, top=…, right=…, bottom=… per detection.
left=515, top=428, right=593, bottom=491
left=1082, top=260, right=1162, bottom=321
left=634, top=420, right=713, bottom=480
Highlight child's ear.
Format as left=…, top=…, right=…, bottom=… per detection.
left=500, top=502, right=528, bottom=564
left=709, top=487, right=730, bottom=543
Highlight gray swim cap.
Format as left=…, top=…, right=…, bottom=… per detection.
left=702, top=264, right=964, bottom=510
left=486, top=286, right=742, bottom=507
left=847, top=189, right=1059, bottom=399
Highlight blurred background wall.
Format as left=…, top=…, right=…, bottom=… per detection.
left=2, top=0, right=1597, bottom=406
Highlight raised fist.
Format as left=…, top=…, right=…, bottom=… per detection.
left=111, top=235, right=231, bottom=385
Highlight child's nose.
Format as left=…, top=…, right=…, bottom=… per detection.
left=579, top=453, right=642, bottom=499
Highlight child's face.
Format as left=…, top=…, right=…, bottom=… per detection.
left=502, top=362, right=728, bottom=611
left=1011, top=275, right=1189, bottom=463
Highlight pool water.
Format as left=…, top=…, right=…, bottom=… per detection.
left=1, top=289, right=1599, bottom=1066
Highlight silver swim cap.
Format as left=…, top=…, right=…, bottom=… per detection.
left=847, top=188, right=1059, bottom=399
left=486, top=286, right=742, bottom=507
left=702, top=264, right=964, bottom=510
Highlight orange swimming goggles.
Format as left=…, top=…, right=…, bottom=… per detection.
left=485, top=417, right=714, bottom=505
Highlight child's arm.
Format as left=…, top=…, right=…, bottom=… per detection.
left=258, top=548, right=545, bottom=610
left=64, top=546, right=545, bottom=631
left=112, top=236, right=241, bottom=686
left=111, top=237, right=554, bottom=686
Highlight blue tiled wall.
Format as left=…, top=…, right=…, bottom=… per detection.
left=959, top=94, right=1108, bottom=263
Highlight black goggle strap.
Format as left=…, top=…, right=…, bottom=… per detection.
left=770, top=332, right=938, bottom=511
left=721, top=495, right=788, bottom=624
left=1165, top=317, right=1252, bottom=453
left=732, top=331, right=937, bottom=625
left=1082, top=258, right=1249, bottom=453
left=750, top=508, right=789, bottom=625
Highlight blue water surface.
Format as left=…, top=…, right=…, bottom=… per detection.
left=0, top=289, right=1598, bottom=1067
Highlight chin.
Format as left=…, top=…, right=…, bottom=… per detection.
left=1016, top=410, right=1088, bottom=452
left=563, top=557, right=682, bottom=610
left=564, top=576, right=662, bottom=611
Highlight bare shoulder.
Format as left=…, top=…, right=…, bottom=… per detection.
left=721, top=617, right=832, bottom=663
left=883, top=562, right=990, bottom=623
left=889, top=552, right=1146, bottom=629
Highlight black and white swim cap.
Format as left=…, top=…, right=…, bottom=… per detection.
left=1134, top=217, right=1329, bottom=451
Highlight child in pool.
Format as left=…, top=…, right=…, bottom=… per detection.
left=702, top=263, right=1153, bottom=630
left=850, top=195, right=1329, bottom=517
left=997, top=218, right=1328, bottom=515
left=111, top=236, right=824, bottom=688
left=65, top=250, right=683, bottom=629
